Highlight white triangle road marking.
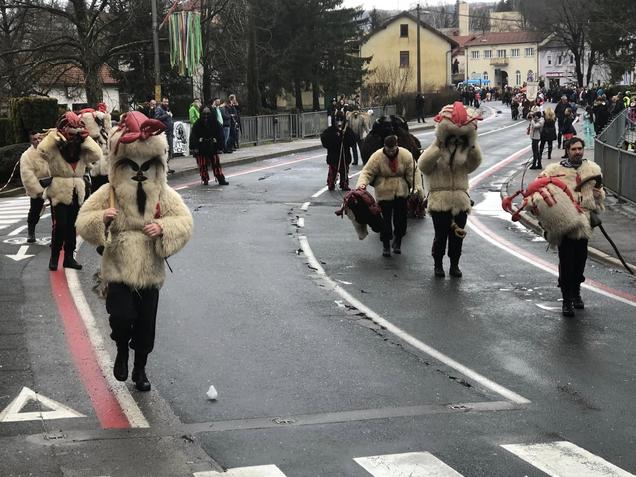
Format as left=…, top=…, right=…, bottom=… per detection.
left=354, top=452, right=464, bottom=476
left=501, top=441, right=635, bottom=477
left=0, top=387, right=85, bottom=422
left=193, top=465, right=287, bottom=477
left=5, top=245, right=34, bottom=261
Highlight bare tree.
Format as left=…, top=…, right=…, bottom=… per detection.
left=367, top=64, right=414, bottom=98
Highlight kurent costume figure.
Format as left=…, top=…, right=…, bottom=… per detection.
left=76, top=111, right=193, bottom=391
left=19, top=131, right=49, bottom=243
left=418, top=102, right=483, bottom=278
left=38, top=112, right=102, bottom=271
left=79, top=105, right=113, bottom=192
left=320, top=111, right=356, bottom=191
left=357, top=135, right=423, bottom=257
left=539, top=137, right=604, bottom=316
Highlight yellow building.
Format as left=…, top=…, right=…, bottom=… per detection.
left=360, top=13, right=458, bottom=95
left=463, top=32, right=546, bottom=88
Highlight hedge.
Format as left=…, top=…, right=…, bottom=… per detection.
left=0, top=143, right=30, bottom=186
left=9, top=96, right=59, bottom=144
left=0, top=118, right=13, bottom=148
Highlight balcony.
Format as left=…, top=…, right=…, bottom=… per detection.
left=490, top=57, right=509, bottom=66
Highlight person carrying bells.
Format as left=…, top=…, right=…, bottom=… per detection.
left=357, top=135, right=421, bottom=257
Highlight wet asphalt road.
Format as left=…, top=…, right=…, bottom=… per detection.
left=2, top=103, right=636, bottom=476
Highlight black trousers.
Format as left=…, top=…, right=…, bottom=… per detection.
left=531, top=139, right=541, bottom=166
left=539, top=139, right=553, bottom=158
left=50, top=192, right=79, bottom=256
left=106, top=282, right=160, bottom=356
left=378, top=198, right=407, bottom=243
left=27, top=197, right=45, bottom=230
left=558, top=236, right=588, bottom=300
left=430, top=210, right=468, bottom=260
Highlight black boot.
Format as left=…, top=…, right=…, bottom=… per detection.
left=537, top=161, right=542, bottom=169
left=529, top=162, right=538, bottom=170
left=63, top=256, right=83, bottom=270
left=382, top=240, right=391, bottom=257
left=391, top=237, right=401, bottom=254
left=449, top=257, right=463, bottom=278
left=49, top=252, right=60, bottom=271
left=27, top=224, right=36, bottom=243
left=573, top=286, right=584, bottom=309
left=434, top=257, right=445, bottom=277
left=113, top=345, right=129, bottom=382
left=562, top=299, right=575, bottom=317
left=132, top=353, right=151, bottom=392
left=217, top=175, right=229, bottom=186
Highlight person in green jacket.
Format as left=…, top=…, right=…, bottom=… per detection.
left=188, top=98, right=201, bottom=125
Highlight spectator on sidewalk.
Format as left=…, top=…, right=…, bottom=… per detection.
left=539, top=137, right=605, bottom=317
left=539, top=107, right=557, bottom=160
left=19, top=131, right=49, bottom=243
left=229, top=94, right=241, bottom=149
left=528, top=111, right=544, bottom=170
left=560, top=108, right=577, bottom=158
left=189, top=107, right=228, bottom=186
left=592, top=95, right=610, bottom=135
left=219, top=99, right=233, bottom=154
left=154, top=97, right=175, bottom=172
left=189, top=98, right=201, bottom=125
left=554, top=95, right=570, bottom=148
left=415, top=93, right=426, bottom=123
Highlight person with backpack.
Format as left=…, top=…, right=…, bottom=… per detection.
left=539, top=107, right=557, bottom=161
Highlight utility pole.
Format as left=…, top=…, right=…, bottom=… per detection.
left=416, top=3, right=421, bottom=93
left=151, top=0, right=161, bottom=101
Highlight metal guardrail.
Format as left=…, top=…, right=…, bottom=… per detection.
left=594, top=110, right=636, bottom=202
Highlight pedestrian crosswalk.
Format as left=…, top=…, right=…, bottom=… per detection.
left=0, top=196, right=30, bottom=232
left=194, top=441, right=635, bottom=476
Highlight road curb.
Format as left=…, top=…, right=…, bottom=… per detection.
left=501, top=168, right=636, bottom=272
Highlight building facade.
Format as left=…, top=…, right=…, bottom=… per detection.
left=360, top=13, right=458, bottom=94
left=41, top=65, right=120, bottom=112
left=463, top=31, right=546, bottom=88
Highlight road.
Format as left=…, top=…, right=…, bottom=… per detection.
left=1, top=102, right=636, bottom=476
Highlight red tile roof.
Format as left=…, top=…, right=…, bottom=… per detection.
left=41, top=64, right=118, bottom=86
left=464, top=31, right=546, bottom=47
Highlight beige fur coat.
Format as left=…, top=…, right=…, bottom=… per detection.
left=80, top=110, right=112, bottom=177
left=418, top=121, right=482, bottom=215
left=37, top=130, right=102, bottom=206
left=357, top=147, right=423, bottom=201
left=19, top=146, right=50, bottom=199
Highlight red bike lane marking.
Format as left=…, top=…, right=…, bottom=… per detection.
left=49, top=253, right=130, bottom=429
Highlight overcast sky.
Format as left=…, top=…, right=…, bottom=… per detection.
left=341, top=0, right=484, bottom=10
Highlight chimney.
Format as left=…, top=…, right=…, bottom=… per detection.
left=459, top=1, right=469, bottom=36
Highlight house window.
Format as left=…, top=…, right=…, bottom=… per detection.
left=570, top=55, right=574, bottom=64
left=527, top=70, right=534, bottom=81
left=558, top=55, right=563, bottom=65
left=516, top=70, right=521, bottom=85
left=511, top=48, right=520, bottom=57
left=483, top=71, right=489, bottom=81
left=484, top=50, right=492, bottom=59
left=497, top=49, right=506, bottom=58
left=472, top=50, right=480, bottom=59
left=525, top=47, right=535, bottom=56
left=547, top=55, right=552, bottom=65
left=400, top=24, right=408, bottom=38
left=400, top=51, right=409, bottom=68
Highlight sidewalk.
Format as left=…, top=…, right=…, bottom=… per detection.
left=502, top=154, right=636, bottom=272
left=166, top=119, right=435, bottom=179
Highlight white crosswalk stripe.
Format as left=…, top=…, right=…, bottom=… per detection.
left=502, top=441, right=635, bottom=477
left=194, top=441, right=636, bottom=477
left=194, top=465, right=287, bottom=477
left=0, top=197, right=31, bottom=233
left=355, top=452, right=463, bottom=476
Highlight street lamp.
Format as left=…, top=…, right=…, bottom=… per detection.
left=151, top=0, right=161, bottom=101
left=416, top=3, right=421, bottom=93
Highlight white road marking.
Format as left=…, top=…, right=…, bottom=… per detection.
left=5, top=245, right=33, bottom=261
left=298, top=235, right=530, bottom=404
left=502, top=441, right=635, bottom=477
left=0, top=386, right=85, bottom=422
left=297, top=217, right=304, bottom=228
left=7, top=225, right=27, bottom=236
left=194, top=465, right=287, bottom=477
left=65, top=245, right=150, bottom=428
left=355, top=452, right=463, bottom=477
left=301, top=202, right=310, bottom=211
left=536, top=304, right=561, bottom=312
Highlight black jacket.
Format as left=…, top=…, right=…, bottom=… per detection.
left=541, top=118, right=557, bottom=141
left=321, top=126, right=356, bottom=166
left=189, top=117, right=225, bottom=155
left=554, top=101, right=569, bottom=123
